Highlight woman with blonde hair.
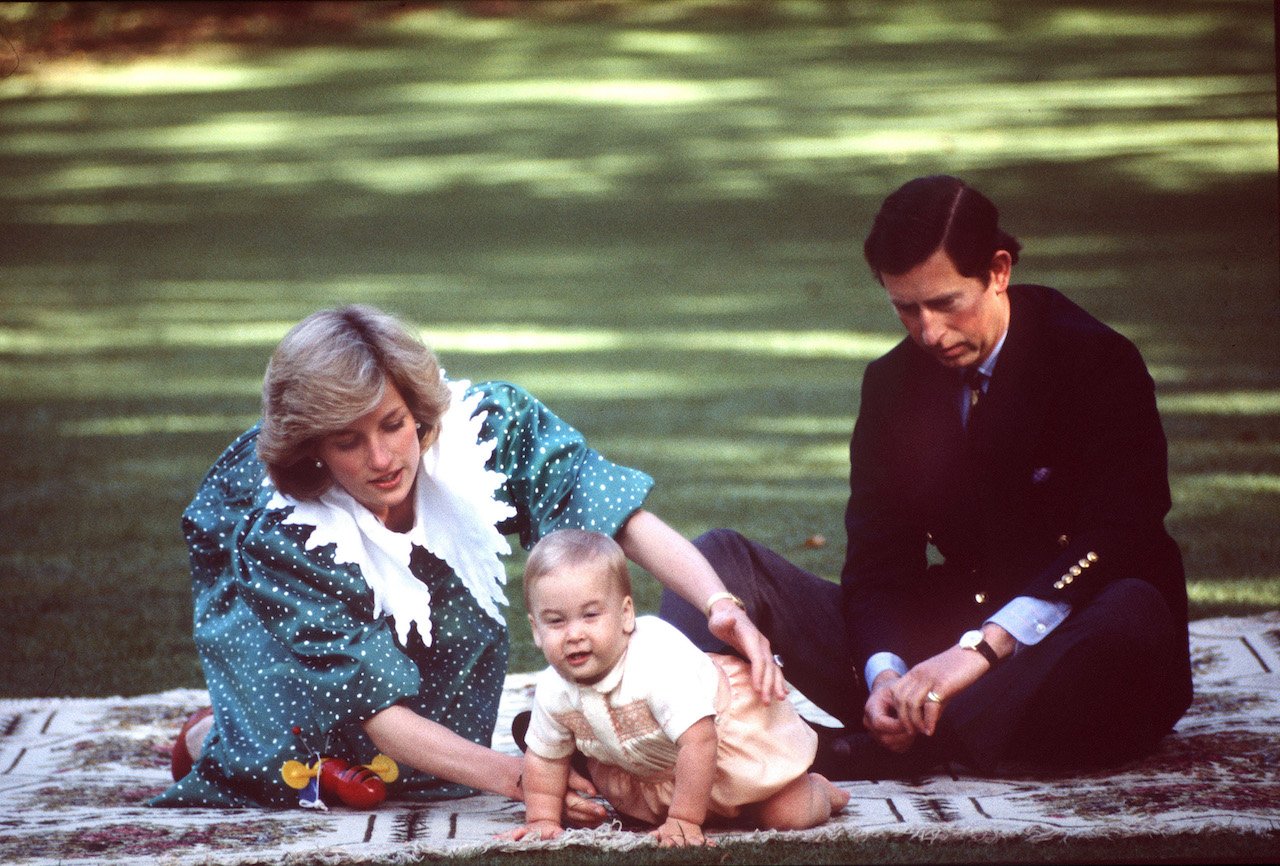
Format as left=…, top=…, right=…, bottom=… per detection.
left=153, top=305, right=783, bottom=819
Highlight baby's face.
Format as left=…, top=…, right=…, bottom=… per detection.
left=527, top=563, right=634, bottom=686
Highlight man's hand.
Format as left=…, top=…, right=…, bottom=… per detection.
left=887, top=647, right=988, bottom=737
left=862, top=670, right=916, bottom=753
left=866, top=624, right=1014, bottom=745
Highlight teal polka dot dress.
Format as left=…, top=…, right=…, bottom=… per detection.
left=151, top=381, right=653, bottom=808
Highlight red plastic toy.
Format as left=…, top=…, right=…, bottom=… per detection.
left=282, top=753, right=399, bottom=810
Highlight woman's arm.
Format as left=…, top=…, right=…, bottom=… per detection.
left=653, top=716, right=718, bottom=847
left=364, top=704, right=522, bottom=798
left=617, top=509, right=786, bottom=702
left=363, top=705, right=606, bottom=825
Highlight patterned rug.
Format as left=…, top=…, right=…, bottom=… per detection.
left=2, top=613, right=1278, bottom=865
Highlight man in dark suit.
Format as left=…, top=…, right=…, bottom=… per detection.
left=661, top=175, right=1192, bottom=777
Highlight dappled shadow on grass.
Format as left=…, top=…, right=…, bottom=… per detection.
left=3, top=2, right=1272, bottom=238
left=0, top=0, right=1276, bottom=695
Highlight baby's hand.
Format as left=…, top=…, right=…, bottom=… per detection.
left=498, top=819, right=563, bottom=842
left=651, top=816, right=714, bottom=847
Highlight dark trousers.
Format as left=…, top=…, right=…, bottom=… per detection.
left=660, top=528, right=1193, bottom=772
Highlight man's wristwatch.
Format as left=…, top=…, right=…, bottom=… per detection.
left=958, top=629, right=1001, bottom=666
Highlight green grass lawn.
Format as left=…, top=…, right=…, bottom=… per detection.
left=1, top=0, right=1276, bottom=692
left=0, top=2, right=1277, bottom=861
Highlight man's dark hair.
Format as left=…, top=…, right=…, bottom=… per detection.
left=863, top=175, right=1022, bottom=282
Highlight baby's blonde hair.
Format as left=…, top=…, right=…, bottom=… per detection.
left=523, top=529, right=631, bottom=609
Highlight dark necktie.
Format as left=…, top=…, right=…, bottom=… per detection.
left=963, top=367, right=987, bottom=428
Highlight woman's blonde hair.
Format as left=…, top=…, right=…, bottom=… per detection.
left=523, top=529, right=632, bottom=609
left=256, top=304, right=452, bottom=499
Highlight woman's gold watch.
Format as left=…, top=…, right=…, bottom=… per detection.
left=703, top=591, right=746, bottom=617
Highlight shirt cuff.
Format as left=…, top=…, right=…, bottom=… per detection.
left=987, top=596, right=1072, bottom=649
left=864, top=651, right=908, bottom=690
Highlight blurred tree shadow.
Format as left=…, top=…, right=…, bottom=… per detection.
left=0, top=0, right=1275, bottom=694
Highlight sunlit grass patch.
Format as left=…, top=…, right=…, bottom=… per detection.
left=59, top=413, right=262, bottom=437
left=0, top=0, right=1275, bottom=708
left=1188, top=577, right=1280, bottom=611
left=1160, top=391, right=1280, bottom=416
left=1173, top=472, right=1280, bottom=503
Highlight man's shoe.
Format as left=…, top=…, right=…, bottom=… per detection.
left=812, top=730, right=946, bottom=781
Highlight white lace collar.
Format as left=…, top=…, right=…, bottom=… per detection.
left=265, top=379, right=516, bottom=647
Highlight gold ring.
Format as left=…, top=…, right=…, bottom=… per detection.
left=926, top=690, right=942, bottom=704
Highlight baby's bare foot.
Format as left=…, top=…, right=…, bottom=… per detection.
left=810, top=772, right=851, bottom=810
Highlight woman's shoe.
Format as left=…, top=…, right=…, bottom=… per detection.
left=170, top=706, right=214, bottom=781
left=511, top=710, right=531, bottom=753
left=511, top=708, right=589, bottom=778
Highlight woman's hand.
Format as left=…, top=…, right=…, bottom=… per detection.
left=707, top=597, right=787, bottom=703
left=617, top=509, right=786, bottom=702
left=562, top=766, right=607, bottom=827
left=512, top=746, right=607, bottom=830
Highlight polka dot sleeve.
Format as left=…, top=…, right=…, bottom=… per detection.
left=469, top=382, right=655, bottom=549
left=235, top=515, right=423, bottom=734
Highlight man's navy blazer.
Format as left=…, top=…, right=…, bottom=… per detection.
left=839, top=283, right=1191, bottom=695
